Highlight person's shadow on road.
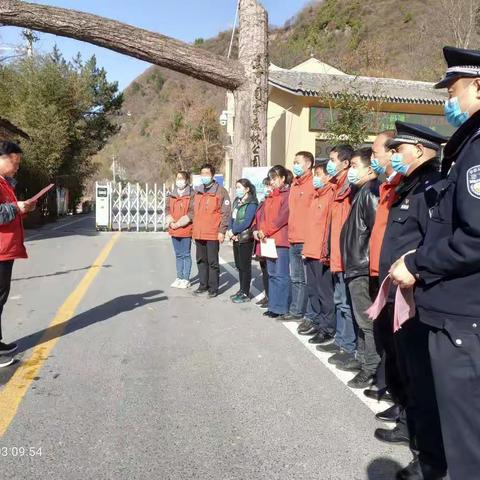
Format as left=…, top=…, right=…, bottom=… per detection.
left=15, top=290, right=167, bottom=355
left=366, top=457, right=403, bottom=479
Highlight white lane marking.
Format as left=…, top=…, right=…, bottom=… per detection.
left=219, top=254, right=391, bottom=417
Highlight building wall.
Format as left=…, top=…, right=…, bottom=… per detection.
left=268, top=87, right=446, bottom=169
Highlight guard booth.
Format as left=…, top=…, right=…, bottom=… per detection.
left=95, top=183, right=111, bottom=230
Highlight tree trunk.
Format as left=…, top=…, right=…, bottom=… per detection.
left=0, top=0, right=245, bottom=90
left=232, top=0, right=269, bottom=187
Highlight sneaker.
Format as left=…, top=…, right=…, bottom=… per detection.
left=193, top=288, right=208, bottom=296
left=177, top=279, right=191, bottom=289
left=170, top=278, right=182, bottom=288
left=0, top=342, right=17, bottom=355
left=0, top=356, right=14, bottom=368
left=316, top=342, right=340, bottom=354
left=232, top=293, right=250, bottom=304
left=347, top=370, right=375, bottom=389
left=230, top=290, right=242, bottom=299
left=207, top=291, right=218, bottom=299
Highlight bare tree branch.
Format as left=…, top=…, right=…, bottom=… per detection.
left=0, top=0, right=246, bottom=89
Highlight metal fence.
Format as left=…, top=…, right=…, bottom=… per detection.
left=96, top=181, right=167, bottom=231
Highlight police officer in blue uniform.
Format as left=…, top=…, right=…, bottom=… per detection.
left=375, top=122, right=448, bottom=480
left=391, top=46, right=480, bottom=480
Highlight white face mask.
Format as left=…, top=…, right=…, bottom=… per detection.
left=176, top=180, right=187, bottom=190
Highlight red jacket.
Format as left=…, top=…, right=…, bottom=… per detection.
left=192, top=182, right=231, bottom=241
left=166, top=186, right=194, bottom=238
left=0, top=177, right=27, bottom=261
left=369, top=173, right=402, bottom=276
left=261, top=186, right=290, bottom=248
left=302, top=183, right=335, bottom=263
left=330, top=171, right=353, bottom=273
left=288, top=172, right=316, bottom=244
left=253, top=201, right=266, bottom=257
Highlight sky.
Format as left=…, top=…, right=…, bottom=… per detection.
left=1, top=0, right=310, bottom=91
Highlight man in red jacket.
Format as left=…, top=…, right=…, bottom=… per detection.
left=285, top=151, right=316, bottom=321
left=0, top=142, right=36, bottom=367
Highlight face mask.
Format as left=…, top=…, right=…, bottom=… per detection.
left=444, top=97, right=470, bottom=128
left=176, top=180, right=187, bottom=190
left=371, top=158, right=386, bottom=176
left=236, top=188, right=245, bottom=198
left=326, top=160, right=338, bottom=176
left=201, top=176, right=212, bottom=186
left=313, top=176, right=325, bottom=189
left=347, top=167, right=360, bottom=185
left=391, top=153, right=410, bottom=175
left=292, top=164, right=304, bottom=177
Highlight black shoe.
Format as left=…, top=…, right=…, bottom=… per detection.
left=207, top=291, right=218, bottom=299
left=396, top=459, right=447, bottom=480
left=328, top=351, right=353, bottom=365
left=230, top=290, right=241, bottom=299
left=336, top=358, right=362, bottom=372
left=263, top=311, right=280, bottom=318
left=193, top=288, right=208, bottom=296
left=347, top=370, right=375, bottom=389
left=374, top=426, right=409, bottom=446
left=363, top=388, right=394, bottom=403
left=316, top=342, right=340, bottom=353
left=281, top=313, right=303, bottom=321
left=297, top=319, right=313, bottom=333
left=256, top=297, right=268, bottom=309
left=308, top=331, right=333, bottom=344
left=376, top=404, right=401, bottom=423
left=0, top=342, right=17, bottom=355
left=0, top=356, right=14, bottom=368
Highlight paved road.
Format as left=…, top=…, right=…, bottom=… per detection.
left=0, top=215, right=410, bottom=479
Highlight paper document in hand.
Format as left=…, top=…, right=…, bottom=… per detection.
left=28, top=183, right=55, bottom=202
left=260, top=238, right=278, bottom=259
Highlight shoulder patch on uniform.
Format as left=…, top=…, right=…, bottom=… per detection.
left=224, top=200, right=230, bottom=206
left=466, top=165, right=480, bottom=199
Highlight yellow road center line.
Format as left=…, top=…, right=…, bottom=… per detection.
left=0, top=232, right=121, bottom=437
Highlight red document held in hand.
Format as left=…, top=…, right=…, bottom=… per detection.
left=28, top=183, right=55, bottom=203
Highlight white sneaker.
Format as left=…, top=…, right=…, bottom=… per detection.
left=177, top=279, right=191, bottom=289
left=170, top=278, right=181, bottom=288
left=0, top=356, right=14, bottom=368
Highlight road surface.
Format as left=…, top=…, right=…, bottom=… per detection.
left=0, top=215, right=410, bottom=479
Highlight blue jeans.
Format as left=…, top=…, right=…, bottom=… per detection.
left=267, top=247, right=290, bottom=315
left=171, top=237, right=192, bottom=280
left=333, top=272, right=356, bottom=353
left=289, top=243, right=307, bottom=317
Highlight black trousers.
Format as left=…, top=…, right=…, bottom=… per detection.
left=376, top=303, right=408, bottom=406
left=396, top=315, right=447, bottom=473
left=195, top=240, right=220, bottom=294
left=233, top=240, right=254, bottom=295
left=259, top=258, right=269, bottom=299
left=305, top=259, right=335, bottom=334
left=427, top=320, right=480, bottom=480
left=0, top=260, right=14, bottom=341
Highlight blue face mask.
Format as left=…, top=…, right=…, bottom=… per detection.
left=444, top=97, right=470, bottom=128
left=293, top=164, right=304, bottom=177
left=201, top=176, right=212, bottom=185
left=313, top=176, right=325, bottom=189
left=236, top=188, right=245, bottom=198
left=371, top=158, right=386, bottom=176
left=347, top=167, right=360, bottom=185
left=326, top=160, right=338, bottom=176
left=391, top=153, right=410, bottom=176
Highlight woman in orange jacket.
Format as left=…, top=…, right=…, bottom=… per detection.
left=166, top=170, right=195, bottom=289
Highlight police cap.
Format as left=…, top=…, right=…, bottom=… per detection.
left=388, top=121, right=448, bottom=151
left=435, top=46, right=480, bottom=89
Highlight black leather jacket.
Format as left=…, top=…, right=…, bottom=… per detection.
left=340, top=179, right=380, bottom=279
